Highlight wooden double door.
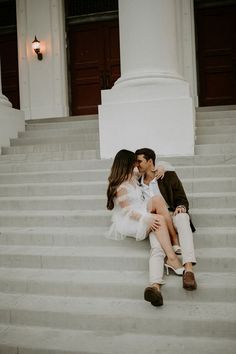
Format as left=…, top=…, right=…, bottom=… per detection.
left=68, top=20, right=120, bottom=115
left=0, top=32, right=20, bottom=109
left=195, top=4, right=236, bottom=106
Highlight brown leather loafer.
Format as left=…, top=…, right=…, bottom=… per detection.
left=183, top=271, right=197, bottom=290
left=144, top=286, right=163, bottom=306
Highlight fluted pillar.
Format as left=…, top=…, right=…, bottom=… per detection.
left=99, top=0, right=195, bottom=158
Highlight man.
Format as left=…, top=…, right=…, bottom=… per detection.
left=135, top=148, right=197, bottom=306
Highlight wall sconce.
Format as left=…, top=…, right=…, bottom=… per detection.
left=32, top=36, right=43, bottom=60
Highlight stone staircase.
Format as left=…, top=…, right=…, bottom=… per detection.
left=0, top=110, right=235, bottom=354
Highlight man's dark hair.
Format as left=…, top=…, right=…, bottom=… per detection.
left=135, top=148, right=156, bottom=165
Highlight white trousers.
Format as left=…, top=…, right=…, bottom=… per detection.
left=149, top=213, right=196, bottom=285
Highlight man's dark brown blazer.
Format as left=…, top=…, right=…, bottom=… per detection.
left=157, top=171, right=195, bottom=232
left=140, top=171, right=195, bottom=232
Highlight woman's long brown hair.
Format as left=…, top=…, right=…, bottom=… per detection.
left=107, top=150, right=136, bottom=210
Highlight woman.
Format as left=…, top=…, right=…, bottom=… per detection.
left=106, top=149, right=184, bottom=306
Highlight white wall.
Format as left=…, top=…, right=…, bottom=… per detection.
left=16, top=0, right=69, bottom=120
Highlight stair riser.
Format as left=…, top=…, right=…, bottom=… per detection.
left=0, top=150, right=99, bottom=162
left=0, top=169, right=109, bottom=183
left=1, top=152, right=236, bottom=166
left=0, top=253, right=234, bottom=272
left=0, top=232, right=146, bottom=248
left=196, top=118, right=236, bottom=127
left=197, top=111, right=236, bottom=119
left=0, top=165, right=235, bottom=182
left=0, top=308, right=234, bottom=339
left=19, top=128, right=99, bottom=138
left=0, top=278, right=235, bottom=303
left=0, top=180, right=235, bottom=197
left=0, top=184, right=107, bottom=196
left=2, top=142, right=99, bottom=155
left=195, top=144, right=236, bottom=155
left=12, top=134, right=99, bottom=146
left=196, top=126, right=236, bottom=135
left=0, top=195, right=235, bottom=210
left=0, top=160, right=112, bottom=173
left=0, top=171, right=109, bottom=183
left=0, top=230, right=235, bottom=248
left=26, top=120, right=98, bottom=131
left=196, top=135, right=236, bottom=144
left=0, top=212, right=235, bottom=227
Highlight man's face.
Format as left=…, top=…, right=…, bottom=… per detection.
left=136, top=154, right=152, bottom=173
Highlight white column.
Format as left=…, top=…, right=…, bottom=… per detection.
left=176, top=0, right=198, bottom=107
left=99, top=0, right=195, bottom=158
left=0, top=61, right=25, bottom=150
left=16, top=0, right=69, bottom=120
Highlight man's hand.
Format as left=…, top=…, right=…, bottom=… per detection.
left=154, top=166, right=165, bottom=180
left=174, top=205, right=187, bottom=216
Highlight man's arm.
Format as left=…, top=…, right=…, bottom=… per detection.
left=171, top=172, right=189, bottom=213
left=155, top=161, right=175, bottom=180
left=163, top=171, right=189, bottom=212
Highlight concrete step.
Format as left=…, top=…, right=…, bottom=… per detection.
left=0, top=245, right=235, bottom=272
left=0, top=226, right=235, bottom=248
left=26, top=114, right=98, bottom=123
left=196, top=110, right=236, bottom=119
left=0, top=164, right=235, bottom=182
left=0, top=158, right=112, bottom=172
left=20, top=126, right=99, bottom=138
left=0, top=149, right=100, bottom=161
left=0, top=177, right=235, bottom=197
left=195, top=143, right=236, bottom=155
left=0, top=324, right=235, bottom=354
left=0, top=267, right=235, bottom=303
left=0, top=208, right=235, bottom=227
left=0, top=192, right=235, bottom=210
left=196, top=134, right=236, bottom=144
left=0, top=293, right=235, bottom=338
left=0, top=169, right=109, bottom=183
left=25, top=119, right=99, bottom=131
left=2, top=141, right=100, bottom=155
left=12, top=132, right=99, bottom=145
left=0, top=150, right=235, bottom=166
left=189, top=192, right=236, bottom=208
left=196, top=125, right=236, bottom=135
left=196, top=117, right=236, bottom=127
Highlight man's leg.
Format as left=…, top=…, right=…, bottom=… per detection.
left=144, top=232, right=165, bottom=306
left=173, top=213, right=197, bottom=290
left=149, top=231, right=166, bottom=285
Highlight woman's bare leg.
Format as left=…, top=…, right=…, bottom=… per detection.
left=147, top=195, right=180, bottom=246
left=151, top=214, right=182, bottom=270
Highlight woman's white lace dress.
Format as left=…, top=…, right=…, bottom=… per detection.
left=107, top=178, right=151, bottom=241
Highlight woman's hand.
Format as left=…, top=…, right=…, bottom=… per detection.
left=153, top=166, right=165, bottom=180
left=144, top=214, right=161, bottom=231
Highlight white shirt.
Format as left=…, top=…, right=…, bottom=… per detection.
left=140, top=175, right=161, bottom=199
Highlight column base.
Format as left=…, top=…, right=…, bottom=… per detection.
left=99, top=82, right=195, bottom=158
left=0, top=105, right=25, bottom=150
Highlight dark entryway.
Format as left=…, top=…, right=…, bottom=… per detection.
left=195, top=1, right=236, bottom=106
left=68, top=20, right=120, bottom=116
left=65, top=0, right=120, bottom=116
left=0, top=0, right=19, bottom=109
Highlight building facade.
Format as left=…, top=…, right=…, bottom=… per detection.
left=0, top=0, right=236, bottom=156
